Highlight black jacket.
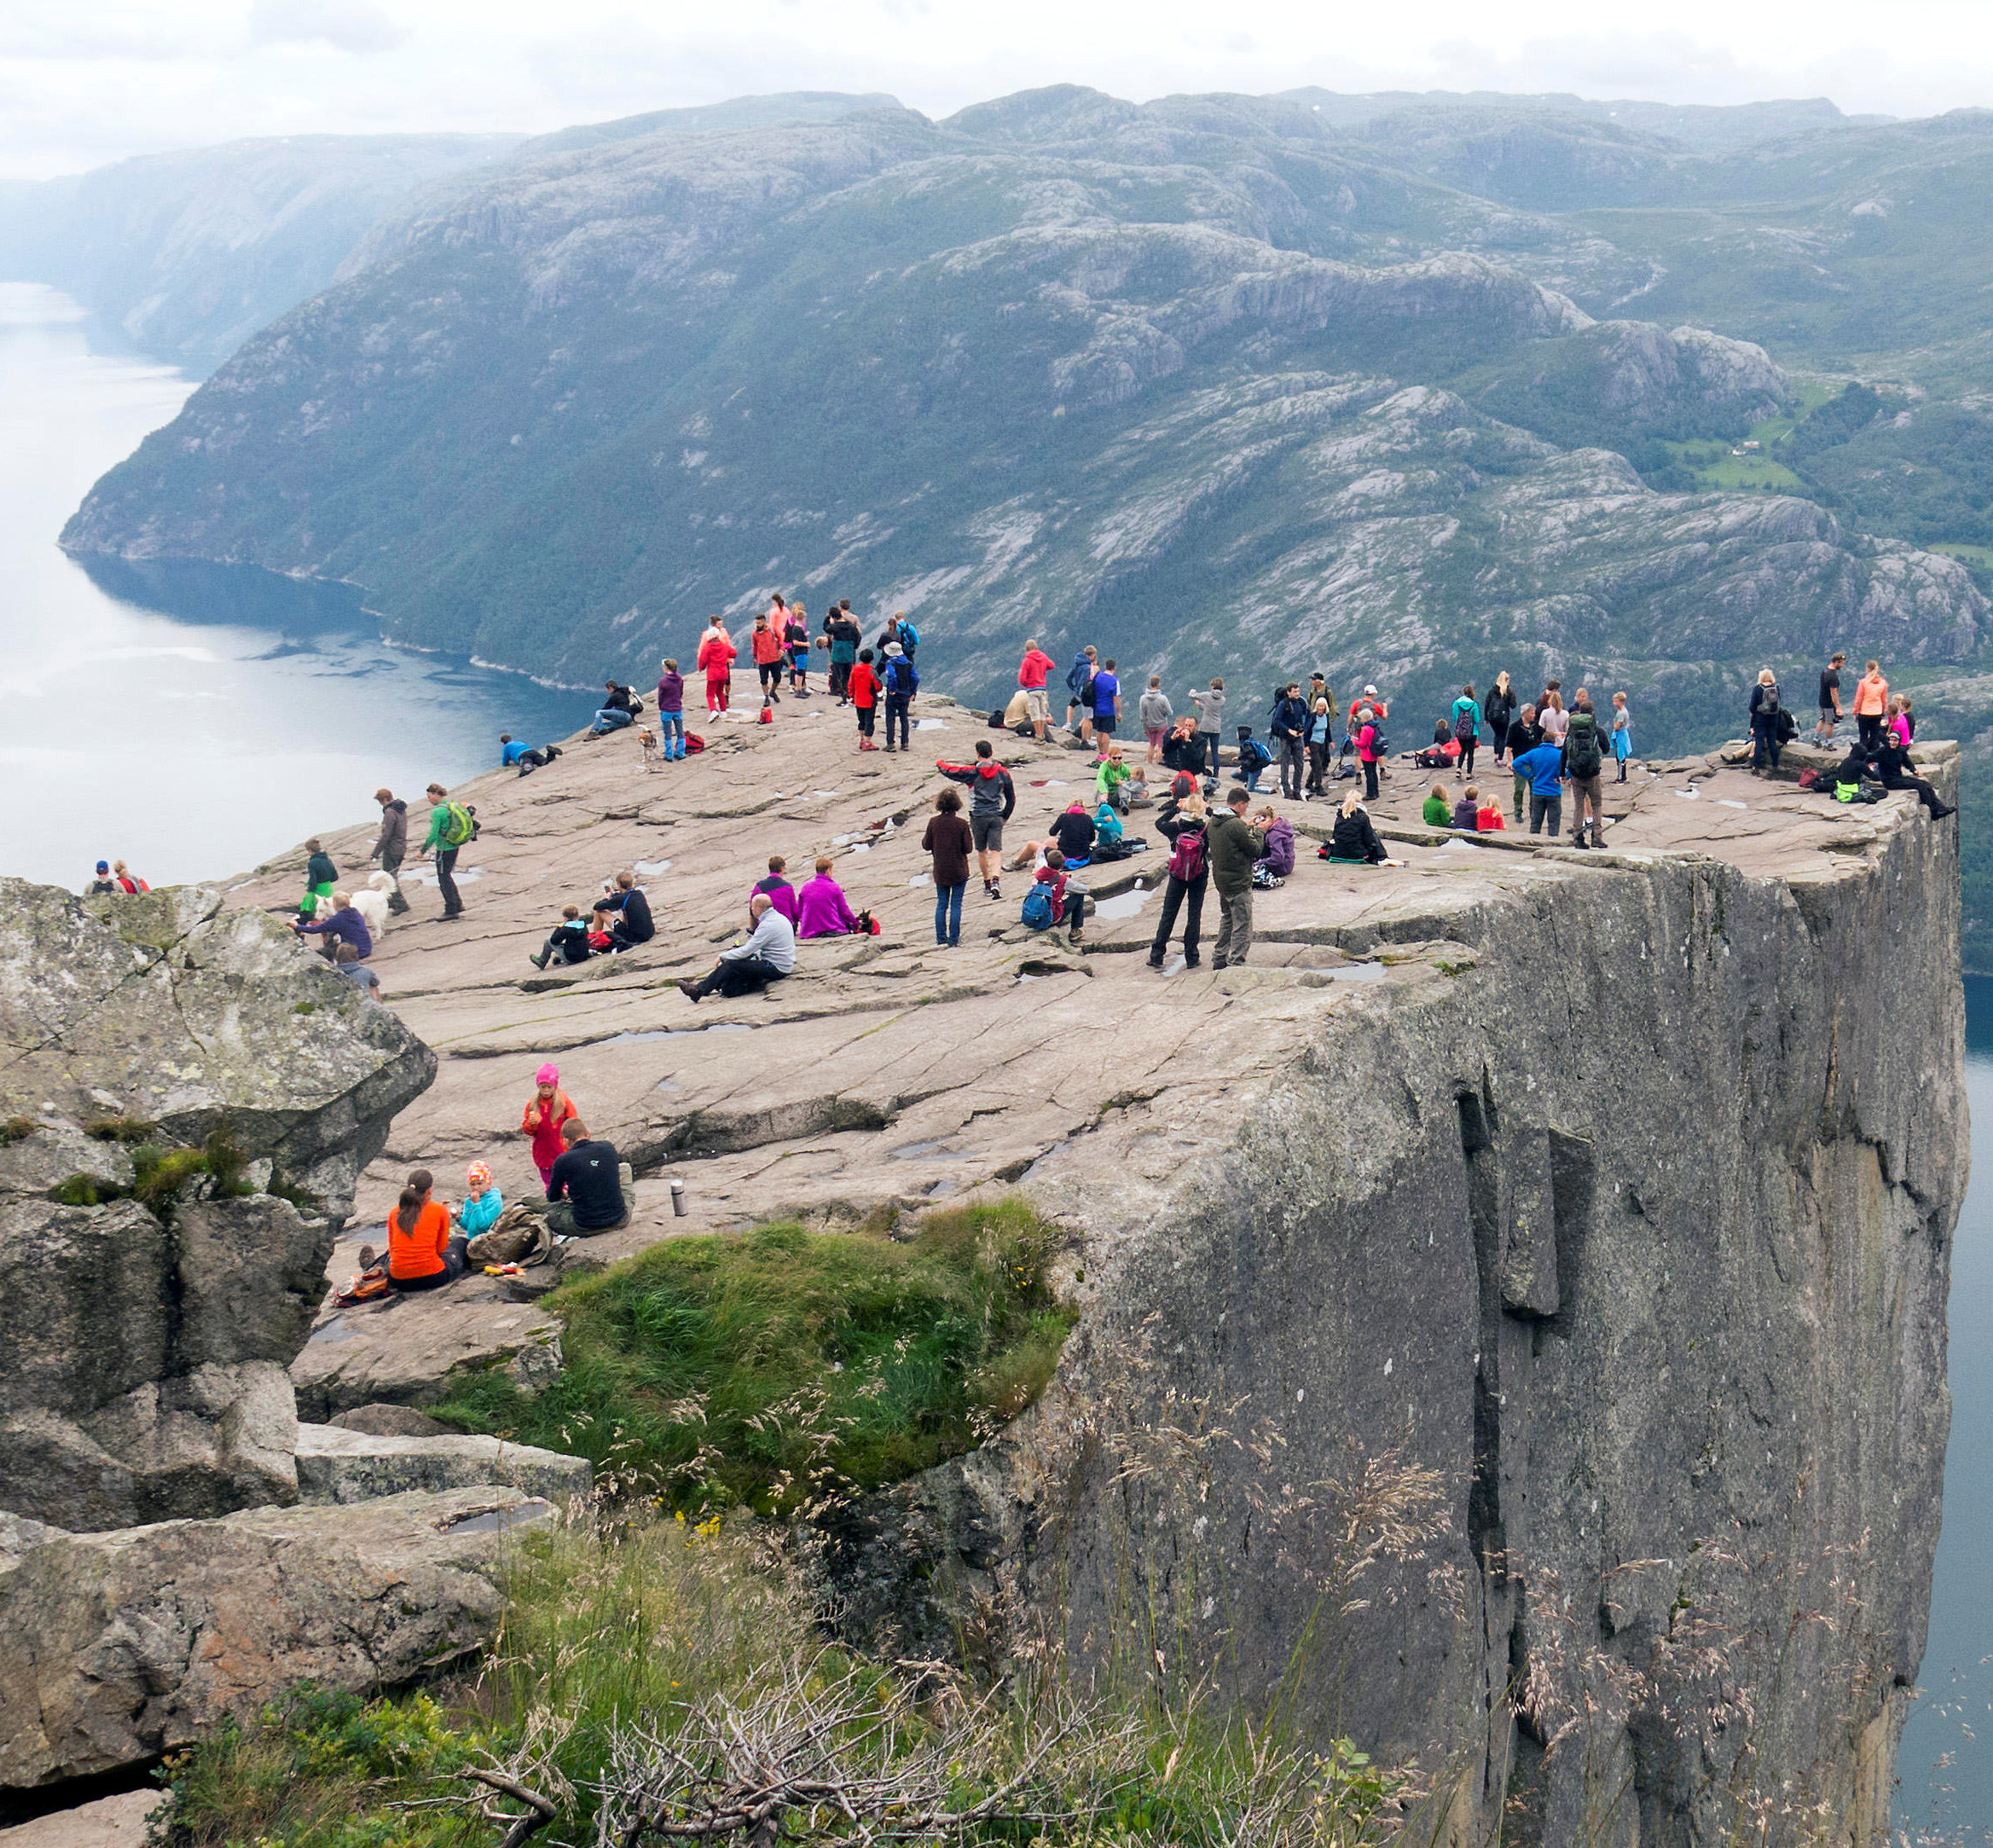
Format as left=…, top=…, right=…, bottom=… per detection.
left=1483, top=687, right=1516, bottom=732
left=604, top=683, right=639, bottom=714
left=546, top=1138, right=627, bottom=1230
left=611, top=887, right=654, bottom=945
left=1328, top=809, right=1388, bottom=863
left=1052, top=808, right=1097, bottom=861
left=1162, top=732, right=1206, bottom=773
left=1270, top=694, right=1310, bottom=739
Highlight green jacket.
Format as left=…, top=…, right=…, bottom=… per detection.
left=421, top=803, right=459, bottom=852
left=1206, top=814, right=1265, bottom=893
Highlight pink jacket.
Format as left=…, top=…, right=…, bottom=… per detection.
left=698, top=633, right=736, bottom=679
left=796, top=874, right=859, bottom=938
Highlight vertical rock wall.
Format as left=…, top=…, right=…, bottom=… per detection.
left=936, top=814, right=1961, bottom=1845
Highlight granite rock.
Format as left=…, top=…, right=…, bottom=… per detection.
left=294, top=1423, right=592, bottom=1503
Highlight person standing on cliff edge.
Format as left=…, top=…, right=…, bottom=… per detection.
left=366, top=790, right=412, bottom=913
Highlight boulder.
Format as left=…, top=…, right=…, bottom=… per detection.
left=0, top=1486, right=555, bottom=1790
left=0, top=1791, right=163, bottom=1848
left=328, top=1402, right=451, bottom=1436
left=0, top=880, right=437, bottom=1531
left=293, top=1423, right=591, bottom=1503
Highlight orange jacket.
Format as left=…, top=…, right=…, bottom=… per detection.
left=750, top=624, right=784, bottom=665
left=387, top=1200, right=452, bottom=1279
left=1853, top=672, right=1888, bottom=715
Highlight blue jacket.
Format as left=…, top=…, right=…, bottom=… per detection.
left=500, top=739, right=528, bottom=766
left=1512, top=743, right=1566, bottom=798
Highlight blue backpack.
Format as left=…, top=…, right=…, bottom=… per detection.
left=897, top=619, right=919, bottom=651
left=1021, top=885, right=1055, bottom=930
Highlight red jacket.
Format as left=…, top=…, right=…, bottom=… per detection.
left=750, top=624, right=784, bottom=665
left=698, top=634, right=736, bottom=680
left=1017, top=648, right=1056, bottom=689
left=849, top=661, right=880, bottom=709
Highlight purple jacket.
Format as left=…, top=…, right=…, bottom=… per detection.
left=796, top=874, right=859, bottom=938
left=657, top=669, right=684, bottom=715
left=754, top=875, right=802, bottom=927
left=1255, top=816, right=1295, bottom=878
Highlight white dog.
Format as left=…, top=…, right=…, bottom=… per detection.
left=350, top=871, right=397, bottom=937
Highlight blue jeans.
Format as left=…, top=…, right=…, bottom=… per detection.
left=592, top=707, right=634, bottom=733
left=934, top=881, right=966, bottom=945
left=660, top=712, right=684, bottom=756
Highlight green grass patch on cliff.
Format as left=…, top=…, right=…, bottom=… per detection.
left=432, top=1198, right=1076, bottom=1515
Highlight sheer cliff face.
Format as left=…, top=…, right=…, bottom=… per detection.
left=919, top=795, right=1961, bottom=1843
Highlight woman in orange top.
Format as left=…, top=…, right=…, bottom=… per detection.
left=387, top=1169, right=466, bottom=1292
left=521, top=1063, right=576, bottom=1184
left=1853, top=660, right=1889, bottom=751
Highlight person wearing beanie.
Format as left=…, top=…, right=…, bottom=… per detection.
left=454, top=1160, right=504, bottom=1236
left=519, top=1063, right=578, bottom=1185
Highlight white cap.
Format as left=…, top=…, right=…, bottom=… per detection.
left=1363, top=684, right=1377, bottom=696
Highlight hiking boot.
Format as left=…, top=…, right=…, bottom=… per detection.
left=1212, top=955, right=1228, bottom=970
left=442, top=907, right=464, bottom=920
left=677, top=979, right=703, bottom=1002
left=357, top=1243, right=378, bottom=1269
left=1184, top=954, right=1201, bottom=968
left=529, top=951, right=548, bottom=970
left=1146, top=955, right=1165, bottom=970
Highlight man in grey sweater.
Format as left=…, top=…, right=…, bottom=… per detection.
left=679, top=894, right=796, bottom=1001
left=366, top=789, right=411, bottom=913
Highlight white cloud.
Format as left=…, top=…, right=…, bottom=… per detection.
left=247, top=0, right=409, bottom=55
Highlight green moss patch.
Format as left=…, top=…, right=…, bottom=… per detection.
left=433, top=1198, right=1075, bottom=1514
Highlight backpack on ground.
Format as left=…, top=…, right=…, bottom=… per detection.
left=1564, top=718, right=1603, bottom=780
left=439, top=801, right=477, bottom=848
left=1021, top=885, right=1055, bottom=930
left=1167, top=826, right=1206, bottom=882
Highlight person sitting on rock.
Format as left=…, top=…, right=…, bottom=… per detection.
left=1050, top=801, right=1096, bottom=867
left=295, top=891, right=374, bottom=961
left=455, top=1160, right=503, bottom=1236
left=1323, top=791, right=1396, bottom=866
left=752, top=854, right=802, bottom=927
left=530, top=904, right=593, bottom=970
left=521, top=1064, right=578, bottom=1185
left=333, top=941, right=383, bottom=1002
left=385, top=1169, right=468, bottom=1293
left=680, top=891, right=797, bottom=1001
left=600, top=870, right=654, bottom=950
left=589, top=680, right=641, bottom=735
left=1868, top=738, right=1955, bottom=818
left=544, top=1119, right=630, bottom=1236
left=797, top=856, right=862, bottom=937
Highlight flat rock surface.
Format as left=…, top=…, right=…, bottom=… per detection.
left=0, top=1792, right=163, bottom=1848
left=219, top=695, right=1957, bottom=1411
left=294, top=1422, right=592, bottom=1503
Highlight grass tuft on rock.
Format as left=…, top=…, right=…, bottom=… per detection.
left=432, top=1198, right=1075, bottom=1514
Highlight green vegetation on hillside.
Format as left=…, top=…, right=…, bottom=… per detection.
left=155, top=1516, right=1406, bottom=1848
left=434, top=1200, right=1075, bottom=1514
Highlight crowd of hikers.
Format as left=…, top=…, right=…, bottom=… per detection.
left=232, top=599, right=1955, bottom=1305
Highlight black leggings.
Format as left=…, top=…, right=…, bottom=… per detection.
left=1149, top=871, right=1208, bottom=962
left=1458, top=741, right=1476, bottom=776
left=1363, top=758, right=1380, bottom=801
left=1880, top=772, right=1948, bottom=816
left=394, top=1236, right=468, bottom=1292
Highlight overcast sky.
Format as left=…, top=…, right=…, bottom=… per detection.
left=4, top=0, right=1992, bottom=178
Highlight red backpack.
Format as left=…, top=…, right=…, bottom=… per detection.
left=1167, top=823, right=1207, bottom=882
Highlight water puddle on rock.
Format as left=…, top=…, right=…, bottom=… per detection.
left=445, top=1498, right=557, bottom=1534
left=888, top=1138, right=961, bottom=1161
left=607, top=1022, right=757, bottom=1046
left=633, top=860, right=672, bottom=875
left=1092, top=883, right=1156, bottom=919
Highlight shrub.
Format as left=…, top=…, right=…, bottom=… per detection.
left=432, top=1198, right=1076, bottom=1514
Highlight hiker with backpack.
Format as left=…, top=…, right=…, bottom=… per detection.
left=1232, top=727, right=1272, bottom=794
left=416, top=783, right=472, bottom=918
left=878, top=611, right=919, bottom=663
left=590, top=680, right=642, bottom=735
left=1270, top=682, right=1310, bottom=800
left=1205, top=788, right=1265, bottom=969
left=1562, top=692, right=1608, bottom=849
left=1148, top=776, right=1210, bottom=970
left=1483, top=673, right=1517, bottom=764
left=880, top=642, right=918, bottom=750
left=1065, top=646, right=1098, bottom=744
left=1748, top=669, right=1788, bottom=773
left=1024, top=849, right=1087, bottom=945
left=937, top=740, right=1017, bottom=900
left=924, top=787, right=974, bottom=947
left=1355, top=705, right=1386, bottom=802
left=1451, top=685, right=1481, bottom=778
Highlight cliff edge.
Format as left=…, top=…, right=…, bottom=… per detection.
left=218, top=698, right=1962, bottom=1844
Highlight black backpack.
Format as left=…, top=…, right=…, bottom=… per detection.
left=1564, top=715, right=1603, bottom=779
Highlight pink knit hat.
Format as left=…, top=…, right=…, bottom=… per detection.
left=534, top=1062, right=559, bottom=1086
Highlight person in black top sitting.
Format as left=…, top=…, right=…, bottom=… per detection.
left=1050, top=802, right=1097, bottom=864
left=1323, top=791, right=1397, bottom=865
left=1869, top=739, right=1955, bottom=818
left=544, top=1119, right=630, bottom=1235
left=530, top=904, right=591, bottom=970
left=603, top=871, right=654, bottom=948
left=590, top=681, right=641, bottom=735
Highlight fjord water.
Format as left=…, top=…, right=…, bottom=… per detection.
left=0, top=282, right=575, bottom=892
left=1897, top=974, right=1993, bottom=1843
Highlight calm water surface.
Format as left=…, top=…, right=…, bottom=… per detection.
left=0, top=281, right=575, bottom=890
left=1897, top=973, right=1993, bottom=1841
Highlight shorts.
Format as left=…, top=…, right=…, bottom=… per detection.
left=1024, top=687, right=1049, bottom=722
left=1145, top=727, right=1167, bottom=750
left=971, top=814, right=1005, bottom=852
left=1093, top=715, right=1115, bottom=738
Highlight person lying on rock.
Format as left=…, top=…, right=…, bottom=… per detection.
left=545, top=1118, right=631, bottom=1236
left=680, top=891, right=797, bottom=1002
left=455, top=1161, right=503, bottom=1237
left=295, top=890, right=374, bottom=961
left=386, top=1169, right=468, bottom=1293
left=530, top=904, right=593, bottom=970
left=797, top=856, right=862, bottom=937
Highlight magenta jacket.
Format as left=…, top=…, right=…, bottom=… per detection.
left=754, top=874, right=802, bottom=928
left=796, top=873, right=859, bottom=938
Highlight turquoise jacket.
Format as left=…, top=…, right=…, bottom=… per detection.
left=456, top=1189, right=504, bottom=1234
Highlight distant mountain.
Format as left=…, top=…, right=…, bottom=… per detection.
left=0, top=135, right=524, bottom=374
left=63, top=90, right=1978, bottom=721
